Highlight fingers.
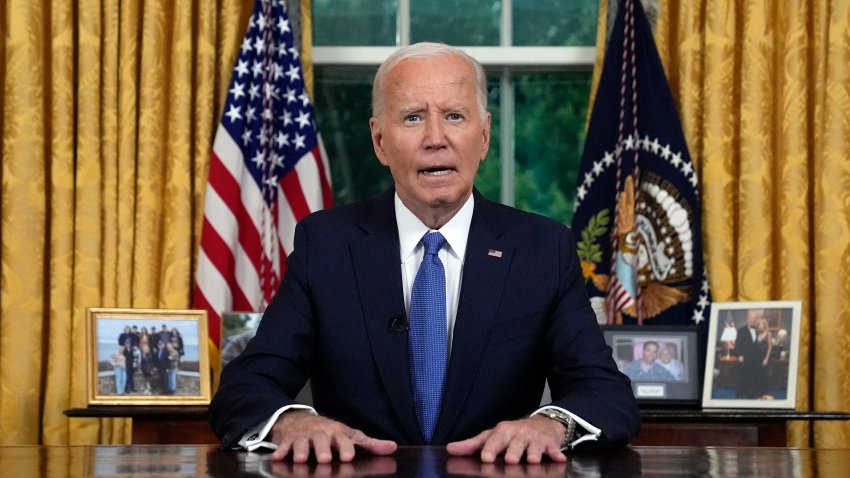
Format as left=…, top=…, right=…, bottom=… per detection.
left=446, top=429, right=491, bottom=456
left=270, top=413, right=397, bottom=463
left=447, top=418, right=567, bottom=464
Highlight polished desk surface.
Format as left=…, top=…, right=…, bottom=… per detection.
left=3, top=445, right=850, bottom=477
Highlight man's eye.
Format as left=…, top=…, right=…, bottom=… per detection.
left=404, top=114, right=421, bottom=122
left=446, top=113, right=464, bottom=121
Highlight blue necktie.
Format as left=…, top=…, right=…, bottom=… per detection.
left=409, top=231, right=447, bottom=443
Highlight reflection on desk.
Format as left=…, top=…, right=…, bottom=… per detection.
left=1, top=444, right=847, bottom=477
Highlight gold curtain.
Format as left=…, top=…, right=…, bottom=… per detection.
left=0, top=0, right=255, bottom=444
left=593, top=0, right=850, bottom=446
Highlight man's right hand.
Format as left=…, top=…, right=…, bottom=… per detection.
left=270, top=410, right=398, bottom=463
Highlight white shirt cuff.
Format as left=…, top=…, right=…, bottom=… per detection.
left=532, top=405, right=602, bottom=449
left=239, top=404, right=317, bottom=452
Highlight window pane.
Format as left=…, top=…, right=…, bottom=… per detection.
left=411, top=1, right=500, bottom=46
left=313, top=0, right=397, bottom=46
left=514, top=72, right=592, bottom=224
left=313, top=67, right=394, bottom=205
left=474, top=80, right=502, bottom=201
left=513, top=0, right=598, bottom=46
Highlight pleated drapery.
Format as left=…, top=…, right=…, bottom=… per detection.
left=0, top=0, right=256, bottom=444
left=593, top=0, right=850, bottom=447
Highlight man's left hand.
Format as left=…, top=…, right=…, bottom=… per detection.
left=445, top=415, right=567, bottom=464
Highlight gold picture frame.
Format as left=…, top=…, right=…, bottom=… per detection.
left=86, top=308, right=211, bottom=405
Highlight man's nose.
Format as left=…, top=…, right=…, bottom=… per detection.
left=423, top=117, right=447, bottom=149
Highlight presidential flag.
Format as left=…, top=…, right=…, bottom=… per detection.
left=571, top=0, right=710, bottom=331
left=194, top=0, right=333, bottom=369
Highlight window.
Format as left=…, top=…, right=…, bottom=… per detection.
left=312, top=0, right=597, bottom=224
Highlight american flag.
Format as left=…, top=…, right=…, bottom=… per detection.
left=194, top=0, right=332, bottom=364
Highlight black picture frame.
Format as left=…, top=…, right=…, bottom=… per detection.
left=600, top=325, right=700, bottom=406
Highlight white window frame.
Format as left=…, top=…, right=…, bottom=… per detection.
left=312, top=0, right=596, bottom=206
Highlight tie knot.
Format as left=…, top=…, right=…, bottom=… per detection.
left=421, top=231, right=446, bottom=256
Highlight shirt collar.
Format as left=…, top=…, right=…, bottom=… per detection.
left=395, top=192, right=474, bottom=264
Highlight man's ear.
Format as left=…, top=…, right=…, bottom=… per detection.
left=369, top=116, right=389, bottom=166
left=480, top=111, right=492, bottom=159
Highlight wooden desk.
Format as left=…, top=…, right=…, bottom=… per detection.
left=635, top=409, right=850, bottom=446
left=66, top=407, right=850, bottom=447
left=64, top=406, right=217, bottom=444
left=2, top=445, right=849, bottom=477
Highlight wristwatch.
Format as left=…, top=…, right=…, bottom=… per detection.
left=534, top=408, right=578, bottom=450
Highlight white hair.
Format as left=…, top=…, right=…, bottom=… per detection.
left=371, top=42, right=488, bottom=121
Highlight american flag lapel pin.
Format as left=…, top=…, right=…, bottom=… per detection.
left=488, top=249, right=503, bottom=258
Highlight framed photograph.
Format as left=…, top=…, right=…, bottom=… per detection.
left=86, top=308, right=212, bottom=405
left=601, top=325, right=700, bottom=405
left=702, top=301, right=802, bottom=409
left=220, top=311, right=264, bottom=369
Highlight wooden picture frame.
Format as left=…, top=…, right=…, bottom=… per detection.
left=601, top=325, right=700, bottom=405
left=86, top=308, right=211, bottom=405
left=702, top=301, right=801, bottom=409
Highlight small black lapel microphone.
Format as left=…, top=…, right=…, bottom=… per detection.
left=390, top=314, right=409, bottom=332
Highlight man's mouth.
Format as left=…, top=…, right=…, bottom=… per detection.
left=420, top=167, right=453, bottom=176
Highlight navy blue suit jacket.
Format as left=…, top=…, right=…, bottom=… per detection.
left=209, top=189, right=640, bottom=450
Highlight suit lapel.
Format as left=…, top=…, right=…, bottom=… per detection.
left=351, top=192, right=421, bottom=443
left=433, top=193, right=512, bottom=444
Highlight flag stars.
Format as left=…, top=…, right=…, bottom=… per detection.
left=245, top=106, right=257, bottom=123
left=288, top=47, right=299, bottom=59
left=624, top=135, right=635, bottom=150
left=251, top=151, right=264, bottom=168
left=264, top=83, right=279, bottom=100
left=670, top=152, right=683, bottom=167
left=660, top=144, right=672, bottom=159
left=252, top=61, right=264, bottom=77
left=254, top=36, right=265, bottom=53
left=262, top=107, right=274, bottom=121
left=234, top=60, right=249, bottom=77
left=278, top=17, right=290, bottom=34
left=294, top=132, right=306, bottom=149
left=224, top=104, right=242, bottom=123
left=285, top=88, right=297, bottom=104
left=256, top=13, right=267, bottom=30
left=272, top=62, right=284, bottom=80
left=275, top=131, right=289, bottom=148
left=592, top=161, right=604, bottom=175
left=229, top=81, right=246, bottom=99
left=298, top=92, right=311, bottom=107
left=249, top=84, right=261, bottom=101
left=264, top=175, right=279, bottom=188
left=241, top=129, right=252, bottom=146
left=285, top=64, right=301, bottom=82
left=650, top=137, right=661, bottom=154
left=240, top=37, right=253, bottom=54
left=603, top=151, right=615, bottom=166
left=281, top=110, right=293, bottom=126
left=295, top=111, right=311, bottom=129
left=577, top=184, right=587, bottom=200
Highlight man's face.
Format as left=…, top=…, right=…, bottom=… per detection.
left=370, top=54, right=490, bottom=222
left=642, top=343, right=658, bottom=364
left=746, top=309, right=762, bottom=327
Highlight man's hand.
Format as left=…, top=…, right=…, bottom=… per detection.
left=445, top=415, right=567, bottom=464
left=270, top=410, right=398, bottom=463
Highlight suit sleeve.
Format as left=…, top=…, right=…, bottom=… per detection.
left=208, top=222, right=316, bottom=450
left=544, top=227, right=641, bottom=450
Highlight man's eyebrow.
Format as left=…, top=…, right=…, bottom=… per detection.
left=399, top=105, right=425, bottom=115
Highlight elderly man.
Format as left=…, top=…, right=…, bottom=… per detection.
left=209, top=42, right=640, bottom=464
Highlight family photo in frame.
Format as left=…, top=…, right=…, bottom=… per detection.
left=601, top=326, right=700, bottom=405
left=702, top=301, right=801, bottom=409
left=86, top=308, right=211, bottom=405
